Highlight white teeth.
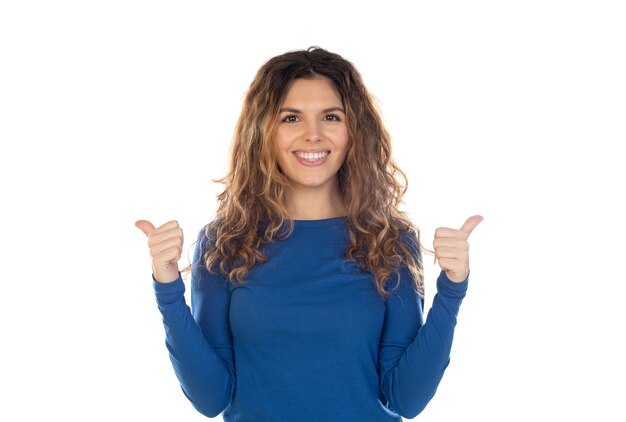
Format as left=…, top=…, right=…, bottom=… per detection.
left=294, top=151, right=329, bottom=161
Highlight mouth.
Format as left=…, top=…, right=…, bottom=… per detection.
left=292, top=150, right=330, bottom=165
left=293, top=150, right=330, bottom=161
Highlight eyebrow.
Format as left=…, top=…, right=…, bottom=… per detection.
left=278, top=106, right=346, bottom=114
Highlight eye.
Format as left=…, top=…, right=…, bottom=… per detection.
left=323, top=114, right=341, bottom=122
left=282, top=114, right=299, bottom=123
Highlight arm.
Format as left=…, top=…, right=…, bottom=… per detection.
left=154, top=226, right=235, bottom=417
left=378, top=233, right=468, bottom=418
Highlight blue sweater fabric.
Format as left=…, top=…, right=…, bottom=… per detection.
left=153, top=216, right=468, bottom=421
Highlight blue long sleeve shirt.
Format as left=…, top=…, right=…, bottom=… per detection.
left=153, top=216, right=468, bottom=421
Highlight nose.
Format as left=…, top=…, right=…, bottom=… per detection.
left=304, top=119, right=322, bottom=142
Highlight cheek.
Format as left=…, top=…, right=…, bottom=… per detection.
left=275, top=133, right=295, bottom=157
left=337, top=133, right=350, bottom=157
left=338, top=129, right=349, bottom=149
left=272, top=133, right=289, bottom=161
left=275, top=151, right=288, bottom=171
left=335, top=149, right=348, bottom=167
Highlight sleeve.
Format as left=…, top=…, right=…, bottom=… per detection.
left=153, top=225, right=235, bottom=417
left=378, top=231, right=468, bottom=418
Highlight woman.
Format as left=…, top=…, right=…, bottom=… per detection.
left=136, top=47, right=482, bottom=421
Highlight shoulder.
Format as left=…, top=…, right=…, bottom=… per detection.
left=191, top=221, right=229, bottom=287
left=382, top=227, right=423, bottom=297
left=398, top=227, right=422, bottom=259
left=191, top=220, right=222, bottom=269
left=195, top=220, right=221, bottom=251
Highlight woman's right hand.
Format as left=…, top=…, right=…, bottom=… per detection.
left=135, top=219, right=184, bottom=283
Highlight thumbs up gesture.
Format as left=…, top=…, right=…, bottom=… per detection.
left=434, top=215, right=483, bottom=283
left=135, top=219, right=184, bottom=283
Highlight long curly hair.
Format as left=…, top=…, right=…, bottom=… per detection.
left=181, top=47, right=431, bottom=299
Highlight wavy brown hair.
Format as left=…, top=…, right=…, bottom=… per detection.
left=181, top=47, right=432, bottom=298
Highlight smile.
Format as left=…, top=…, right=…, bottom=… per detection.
left=292, top=151, right=330, bottom=166
left=294, top=151, right=330, bottom=161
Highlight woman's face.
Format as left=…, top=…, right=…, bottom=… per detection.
left=274, top=76, right=349, bottom=193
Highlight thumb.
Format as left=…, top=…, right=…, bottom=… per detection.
left=459, top=214, right=483, bottom=236
left=135, top=220, right=156, bottom=238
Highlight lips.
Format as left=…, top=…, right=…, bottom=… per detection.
left=293, top=150, right=330, bottom=166
left=292, top=149, right=331, bottom=153
left=294, top=151, right=330, bottom=160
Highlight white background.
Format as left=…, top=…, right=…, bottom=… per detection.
left=1, top=1, right=624, bottom=420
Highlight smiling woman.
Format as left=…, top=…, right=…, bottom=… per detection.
left=202, top=47, right=427, bottom=299
left=135, top=46, right=481, bottom=422
left=274, top=77, right=349, bottom=219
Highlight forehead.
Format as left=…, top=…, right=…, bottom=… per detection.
left=281, top=77, right=342, bottom=105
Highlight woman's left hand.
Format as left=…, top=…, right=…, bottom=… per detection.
left=434, top=215, right=483, bottom=283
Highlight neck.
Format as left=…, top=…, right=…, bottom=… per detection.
left=284, top=182, right=346, bottom=220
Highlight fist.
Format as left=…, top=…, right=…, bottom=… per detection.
left=433, top=215, right=483, bottom=283
left=135, top=219, right=184, bottom=283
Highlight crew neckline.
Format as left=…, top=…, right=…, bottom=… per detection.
left=290, top=215, right=347, bottom=228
